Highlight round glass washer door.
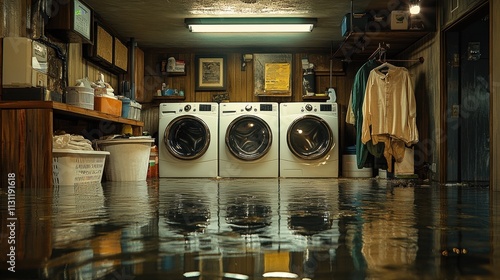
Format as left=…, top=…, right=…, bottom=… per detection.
left=164, top=115, right=211, bottom=160
left=287, top=115, right=334, bottom=160
left=225, top=116, right=272, bottom=161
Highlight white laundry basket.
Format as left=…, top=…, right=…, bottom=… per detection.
left=52, top=149, right=109, bottom=185
left=96, top=138, right=154, bottom=181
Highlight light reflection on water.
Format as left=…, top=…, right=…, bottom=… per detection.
left=0, top=179, right=499, bottom=279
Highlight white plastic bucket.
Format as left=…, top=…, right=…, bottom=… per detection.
left=97, top=139, right=154, bottom=181
left=342, top=154, right=373, bottom=178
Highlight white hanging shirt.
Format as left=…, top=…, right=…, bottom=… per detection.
left=361, top=66, right=419, bottom=145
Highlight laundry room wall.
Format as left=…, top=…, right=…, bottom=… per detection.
left=140, top=48, right=359, bottom=156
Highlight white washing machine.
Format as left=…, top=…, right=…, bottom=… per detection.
left=279, top=102, right=339, bottom=178
left=219, top=102, right=279, bottom=177
left=159, top=102, right=218, bottom=177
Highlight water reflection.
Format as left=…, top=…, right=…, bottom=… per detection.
left=52, top=184, right=105, bottom=248
left=220, top=179, right=275, bottom=235
left=0, top=179, right=500, bottom=279
left=164, top=193, right=211, bottom=234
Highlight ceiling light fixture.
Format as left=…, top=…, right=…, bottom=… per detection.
left=185, top=18, right=317, bottom=33
left=409, top=0, right=421, bottom=14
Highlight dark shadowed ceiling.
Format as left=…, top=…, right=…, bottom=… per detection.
left=82, top=0, right=436, bottom=53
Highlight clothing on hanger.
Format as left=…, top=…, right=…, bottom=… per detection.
left=361, top=65, right=419, bottom=172
left=349, top=59, right=385, bottom=169
left=373, top=61, right=397, bottom=74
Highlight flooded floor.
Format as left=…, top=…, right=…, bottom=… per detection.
left=1, top=178, right=500, bottom=279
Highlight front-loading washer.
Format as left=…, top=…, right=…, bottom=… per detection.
left=219, top=102, right=279, bottom=177
left=159, top=102, right=218, bottom=177
left=279, top=102, right=339, bottom=178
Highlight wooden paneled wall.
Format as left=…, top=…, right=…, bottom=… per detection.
left=400, top=33, right=441, bottom=180
left=67, top=43, right=118, bottom=90
left=141, top=49, right=359, bottom=155
left=142, top=50, right=352, bottom=103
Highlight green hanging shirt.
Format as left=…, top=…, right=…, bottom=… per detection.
left=351, top=60, right=384, bottom=169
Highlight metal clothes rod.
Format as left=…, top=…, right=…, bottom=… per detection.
left=385, top=57, right=425, bottom=64
left=341, top=57, right=425, bottom=63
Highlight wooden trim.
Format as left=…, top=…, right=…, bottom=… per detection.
left=439, top=25, right=447, bottom=184
left=491, top=0, right=500, bottom=189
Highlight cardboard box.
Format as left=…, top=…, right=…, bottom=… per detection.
left=390, top=11, right=409, bottom=30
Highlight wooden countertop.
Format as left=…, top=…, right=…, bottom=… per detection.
left=0, top=101, right=144, bottom=127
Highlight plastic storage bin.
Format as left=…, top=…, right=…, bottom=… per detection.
left=342, top=154, right=373, bottom=178
left=96, top=138, right=154, bottom=181
left=130, top=100, right=142, bottom=121
left=119, top=96, right=131, bottom=119
left=119, top=97, right=141, bottom=120
left=66, top=87, right=94, bottom=110
left=94, top=95, right=122, bottom=116
left=52, top=149, right=110, bottom=185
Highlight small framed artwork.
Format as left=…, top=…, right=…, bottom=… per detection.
left=195, top=55, right=226, bottom=91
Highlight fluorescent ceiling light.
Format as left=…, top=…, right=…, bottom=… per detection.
left=185, top=18, right=316, bottom=33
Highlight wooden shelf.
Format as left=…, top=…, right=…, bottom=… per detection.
left=302, top=95, right=329, bottom=101
left=315, top=70, right=345, bottom=76
left=153, top=95, right=185, bottom=102
left=165, top=71, right=186, bottom=76
left=333, top=30, right=433, bottom=60
left=0, top=101, right=143, bottom=127
left=0, top=100, right=144, bottom=189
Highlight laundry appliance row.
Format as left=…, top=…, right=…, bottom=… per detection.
left=158, top=102, right=339, bottom=178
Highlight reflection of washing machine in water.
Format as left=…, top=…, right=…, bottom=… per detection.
left=158, top=103, right=218, bottom=177
left=279, top=102, right=339, bottom=178
left=219, top=102, right=279, bottom=177
left=219, top=179, right=279, bottom=238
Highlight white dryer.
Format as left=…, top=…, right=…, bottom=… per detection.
left=279, top=102, right=339, bottom=178
left=219, top=102, right=279, bottom=177
left=159, top=102, right=218, bottom=177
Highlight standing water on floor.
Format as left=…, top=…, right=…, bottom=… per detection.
left=1, top=178, right=500, bottom=279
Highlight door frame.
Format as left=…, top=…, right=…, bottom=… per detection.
left=439, top=1, right=490, bottom=183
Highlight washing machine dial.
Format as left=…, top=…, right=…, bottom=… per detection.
left=245, top=105, right=253, bottom=112
left=305, top=104, right=313, bottom=111
left=184, top=104, right=192, bottom=112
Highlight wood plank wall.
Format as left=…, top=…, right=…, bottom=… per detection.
left=141, top=49, right=359, bottom=157
left=400, top=32, right=441, bottom=180
left=67, top=43, right=118, bottom=90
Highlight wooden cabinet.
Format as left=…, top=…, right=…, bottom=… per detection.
left=442, top=0, right=487, bottom=27
left=84, top=22, right=129, bottom=74
left=114, top=38, right=128, bottom=72
left=95, top=25, right=113, bottom=64
left=0, top=101, right=143, bottom=189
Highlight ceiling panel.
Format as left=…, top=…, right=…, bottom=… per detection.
left=80, top=0, right=435, bottom=58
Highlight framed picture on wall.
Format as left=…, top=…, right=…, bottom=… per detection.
left=195, top=55, right=226, bottom=91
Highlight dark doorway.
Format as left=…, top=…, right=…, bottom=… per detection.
left=445, top=6, right=490, bottom=183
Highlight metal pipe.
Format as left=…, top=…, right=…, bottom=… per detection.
left=129, top=37, right=136, bottom=100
